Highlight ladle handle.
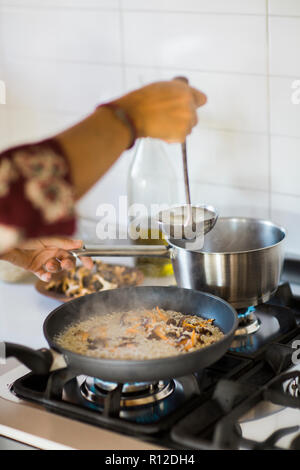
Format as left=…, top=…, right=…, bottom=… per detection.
left=70, top=244, right=170, bottom=258
left=174, top=76, right=192, bottom=219
left=181, top=140, right=191, bottom=207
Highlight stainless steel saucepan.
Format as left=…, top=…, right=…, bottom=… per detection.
left=72, top=217, right=286, bottom=309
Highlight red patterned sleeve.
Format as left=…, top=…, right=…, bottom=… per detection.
left=0, top=139, right=76, bottom=251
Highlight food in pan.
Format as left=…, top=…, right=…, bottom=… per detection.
left=55, top=307, right=224, bottom=360
left=44, top=261, right=143, bottom=298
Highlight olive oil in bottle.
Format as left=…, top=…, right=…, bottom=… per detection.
left=127, top=138, right=180, bottom=277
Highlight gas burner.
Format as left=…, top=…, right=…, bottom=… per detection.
left=286, top=376, right=300, bottom=398
left=230, top=333, right=255, bottom=352
left=235, top=306, right=261, bottom=336
left=81, top=377, right=175, bottom=408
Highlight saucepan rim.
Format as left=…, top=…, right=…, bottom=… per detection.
left=168, top=216, right=286, bottom=255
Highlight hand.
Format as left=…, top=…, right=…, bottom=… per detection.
left=112, top=79, right=207, bottom=143
left=0, top=237, right=93, bottom=282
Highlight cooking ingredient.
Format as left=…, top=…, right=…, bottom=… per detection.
left=127, top=138, right=181, bottom=277
left=45, top=261, right=143, bottom=298
left=55, top=307, right=223, bottom=360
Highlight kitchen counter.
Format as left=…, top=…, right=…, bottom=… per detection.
left=0, top=275, right=172, bottom=450
left=1, top=269, right=300, bottom=450
left=0, top=274, right=175, bottom=349
left=0, top=278, right=60, bottom=349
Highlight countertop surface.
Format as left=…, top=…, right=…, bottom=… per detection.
left=1, top=255, right=298, bottom=349
left=1, top=269, right=300, bottom=450
left=0, top=273, right=172, bottom=450
left=1, top=278, right=59, bottom=349
left=0, top=273, right=175, bottom=349
left=1, top=278, right=61, bottom=349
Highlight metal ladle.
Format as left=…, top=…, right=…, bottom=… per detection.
left=155, top=204, right=218, bottom=241
left=155, top=76, right=218, bottom=241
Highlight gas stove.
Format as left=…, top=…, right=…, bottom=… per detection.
left=1, top=281, right=299, bottom=450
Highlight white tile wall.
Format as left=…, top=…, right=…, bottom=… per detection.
left=271, top=193, right=300, bottom=255
left=55, top=9, right=122, bottom=64
left=1, top=8, right=61, bottom=61
left=125, top=67, right=268, bottom=133
left=0, top=10, right=5, bottom=65
left=5, top=60, right=124, bottom=113
left=0, top=1, right=300, bottom=255
left=1, top=7, right=122, bottom=64
left=269, top=16, right=300, bottom=76
left=123, top=12, right=267, bottom=74
left=270, top=77, right=300, bottom=138
left=269, top=0, right=300, bottom=16
left=271, top=136, right=300, bottom=197
left=7, top=108, right=80, bottom=146
left=0, top=1, right=119, bottom=8
left=0, top=107, right=10, bottom=151
left=76, top=150, right=132, bottom=221
left=121, top=0, right=266, bottom=15
left=191, top=182, right=269, bottom=220
left=188, top=129, right=269, bottom=191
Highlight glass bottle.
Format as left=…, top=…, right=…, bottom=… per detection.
left=127, top=138, right=180, bottom=277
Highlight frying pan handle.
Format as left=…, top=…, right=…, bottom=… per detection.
left=3, top=342, right=53, bottom=375
left=70, top=244, right=171, bottom=258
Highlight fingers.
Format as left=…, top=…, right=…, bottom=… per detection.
left=44, top=258, right=62, bottom=273
left=44, top=255, right=76, bottom=273
left=190, top=108, right=198, bottom=129
left=41, top=254, right=93, bottom=281
left=190, top=86, right=207, bottom=108
left=19, top=237, right=83, bottom=251
left=43, top=252, right=93, bottom=273
left=172, top=77, right=207, bottom=108
left=173, top=76, right=189, bottom=85
left=60, top=258, right=76, bottom=271
left=39, top=237, right=83, bottom=250
left=53, top=249, right=77, bottom=271
left=2, top=238, right=92, bottom=283
left=80, top=256, right=94, bottom=269
left=35, top=269, right=52, bottom=282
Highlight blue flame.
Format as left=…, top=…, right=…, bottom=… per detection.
left=238, top=305, right=256, bottom=319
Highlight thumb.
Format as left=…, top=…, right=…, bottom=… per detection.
left=190, top=86, right=207, bottom=108
left=1, top=248, right=33, bottom=270
left=43, top=237, right=84, bottom=250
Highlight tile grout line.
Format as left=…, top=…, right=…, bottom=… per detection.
left=0, top=5, right=120, bottom=13
left=2, top=56, right=299, bottom=81
left=5, top=104, right=300, bottom=141
left=118, top=0, right=126, bottom=94
left=0, top=5, right=268, bottom=16
left=187, top=180, right=300, bottom=202
left=2, top=4, right=300, bottom=18
left=266, top=0, right=272, bottom=220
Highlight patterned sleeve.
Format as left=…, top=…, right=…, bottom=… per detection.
left=0, top=139, right=76, bottom=252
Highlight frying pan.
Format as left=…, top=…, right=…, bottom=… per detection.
left=4, top=286, right=238, bottom=383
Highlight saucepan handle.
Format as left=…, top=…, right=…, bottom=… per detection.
left=4, top=342, right=54, bottom=375
left=70, top=244, right=171, bottom=258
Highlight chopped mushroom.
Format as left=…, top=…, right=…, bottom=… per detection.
left=56, top=307, right=223, bottom=360
left=45, top=261, right=142, bottom=298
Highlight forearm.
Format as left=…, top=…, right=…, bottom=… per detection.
left=56, top=107, right=131, bottom=199
left=0, top=80, right=205, bottom=250
left=56, top=79, right=207, bottom=199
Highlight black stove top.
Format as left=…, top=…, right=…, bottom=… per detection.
left=11, top=282, right=300, bottom=450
